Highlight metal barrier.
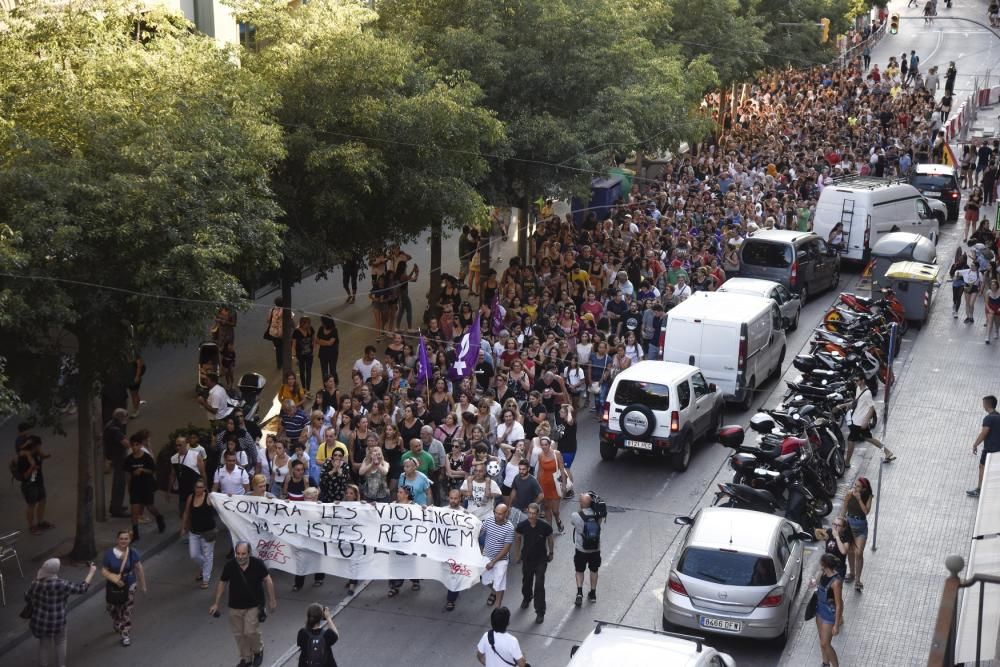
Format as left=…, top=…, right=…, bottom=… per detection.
left=928, top=555, right=1000, bottom=667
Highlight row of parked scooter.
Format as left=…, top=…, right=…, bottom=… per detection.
left=710, top=288, right=906, bottom=534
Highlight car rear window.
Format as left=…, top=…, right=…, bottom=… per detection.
left=613, top=380, right=670, bottom=411
left=741, top=240, right=792, bottom=268
left=677, top=547, right=777, bottom=586
left=911, top=174, right=957, bottom=190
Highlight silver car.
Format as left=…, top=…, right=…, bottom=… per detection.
left=662, top=507, right=811, bottom=646
left=716, top=277, right=801, bottom=331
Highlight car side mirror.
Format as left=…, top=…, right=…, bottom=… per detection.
left=570, top=646, right=580, bottom=658
left=674, top=516, right=693, bottom=526
left=708, top=383, right=717, bottom=393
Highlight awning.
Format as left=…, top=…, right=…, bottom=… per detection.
left=955, top=452, right=1000, bottom=663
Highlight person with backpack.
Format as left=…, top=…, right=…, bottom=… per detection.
left=571, top=492, right=605, bottom=607
left=476, top=606, right=527, bottom=667
left=296, top=603, right=339, bottom=667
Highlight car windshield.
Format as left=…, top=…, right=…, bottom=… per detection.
left=911, top=174, right=955, bottom=190
left=741, top=241, right=792, bottom=268
left=677, top=547, right=777, bottom=587
left=614, top=380, right=670, bottom=411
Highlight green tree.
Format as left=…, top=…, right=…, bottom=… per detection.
left=0, top=0, right=283, bottom=559
left=753, top=0, right=856, bottom=70
left=378, top=0, right=717, bottom=260
left=225, top=0, right=503, bottom=351
left=664, top=0, right=770, bottom=85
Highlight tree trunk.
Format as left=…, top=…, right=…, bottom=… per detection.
left=92, top=392, right=106, bottom=524
left=69, top=348, right=97, bottom=562
left=478, top=224, right=491, bottom=309
left=518, top=196, right=530, bottom=264
left=428, top=218, right=442, bottom=317
left=280, top=262, right=294, bottom=378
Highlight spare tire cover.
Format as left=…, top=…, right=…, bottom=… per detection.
left=619, top=404, right=656, bottom=438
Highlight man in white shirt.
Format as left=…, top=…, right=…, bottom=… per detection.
left=352, top=345, right=382, bottom=382
left=197, top=372, right=232, bottom=425
left=476, top=607, right=526, bottom=667
left=169, top=435, right=206, bottom=515
left=844, top=374, right=895, bottom=467
left=671, top=275, right=692, bottom=304
left=213, top=452, right=250, bottom=495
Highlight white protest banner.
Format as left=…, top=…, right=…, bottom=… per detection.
left=211, top=494, right=488, bottom=590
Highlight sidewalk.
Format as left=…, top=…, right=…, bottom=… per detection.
left=0, top=225, right=520, bottom=654
left=780, top=186, right=1000, bottom=661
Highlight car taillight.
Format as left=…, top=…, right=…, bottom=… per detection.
left=668, top=572, right=688, bottom=597
left=738, top=335, right=747, bottom=372
left=601, top=401, right=610, bottom=424
left=671, top=410, right=680, bottom=432
left=950, top=192, right=959, bottom=199
left=759, top=586, right=785, bottom=607
left=789, top=261, right=797, bottom=288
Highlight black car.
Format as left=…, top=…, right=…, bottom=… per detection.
left=910, top=164, right=961, bottom=222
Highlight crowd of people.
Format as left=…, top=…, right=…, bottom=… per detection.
left=17, top=11, right=1000, bottom=666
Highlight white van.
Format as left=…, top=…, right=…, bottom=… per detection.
left=659, top=291, right=786, bottom=409
left=813, top=176, right=939, bottom=262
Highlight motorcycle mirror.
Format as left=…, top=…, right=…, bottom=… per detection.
left=829, top=392, right=843, bottom=401
left=674, top=516, right=693, bottom=526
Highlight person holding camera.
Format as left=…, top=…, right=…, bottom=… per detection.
left=209, top=541, right=277, bottom=667
left=296, top=603, right=339, bottom=667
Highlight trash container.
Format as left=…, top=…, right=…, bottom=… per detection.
left=884, top=261, right=939, bottom=325
left=871, top=232, right=937, bottom=289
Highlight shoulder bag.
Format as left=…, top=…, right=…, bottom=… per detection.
left=105, top=548, right=131, bottom=605
left=488, top=630, right=530, bottom=667
left=19, top=582, right=35, bottom=620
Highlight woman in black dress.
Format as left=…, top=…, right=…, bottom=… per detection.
left=315, top=316, right=340, bottom=383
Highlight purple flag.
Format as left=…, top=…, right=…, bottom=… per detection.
left=491, top=296, right=504, bottom=335
left=415, top=334, right=431, bottom=387
left=449, top=312, right=481, bottom=380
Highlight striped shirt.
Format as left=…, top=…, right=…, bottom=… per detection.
left=482, top=516, right=515, bottom=561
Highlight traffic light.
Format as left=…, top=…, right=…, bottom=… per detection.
left=890, top=13, right=900, bottom=34
left=820, top=17, right=830, bottom=43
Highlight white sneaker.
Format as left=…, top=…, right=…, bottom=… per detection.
left=954, top=310, right=959, bottom=318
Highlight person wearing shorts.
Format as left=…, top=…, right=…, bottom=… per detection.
left=480, top=504, right=515, bottom=609
left=571, top=493, right=602, bottom=607
left=812, top=553, right=844, bottom=667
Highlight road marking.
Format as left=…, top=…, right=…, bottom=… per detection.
left=543, top=527, right=635, bottom=647
left=925, top=29, right=944, bottom=68
left=655, top=471, right=677, bottom=497
left=268, top=580, right=371, bottom=667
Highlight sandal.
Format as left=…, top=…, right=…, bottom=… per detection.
left=855, top=582, right=864, bottom=592
left=843, top=574, right=855, bottom=583
left=199, top=581, right=209, bottom=589
left=883, top=454, right=897, bottom=463
left=486, top=592, right=497, bottom=606
left=388, top=587, right=400, bottom=598
left=445, top=601, right=456, bottom=612
left=411, top=582, right=421, bottom=591
left=556, top=519, right=564, bottom=534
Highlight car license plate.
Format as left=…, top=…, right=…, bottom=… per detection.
left=701, top=616, right=742, bottom=633
left=624, top=439, right=653, bottom=451
left=922, top=190, right=941, bottom=198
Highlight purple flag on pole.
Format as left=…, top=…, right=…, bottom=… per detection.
left=449, top=312, right=481, bottom=380
left=491, top=296, right=504, bottom=336
left=415, top=334, right=431, bottom=387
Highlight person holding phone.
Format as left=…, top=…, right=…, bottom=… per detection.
left=296, top=603, right=339, bottom=666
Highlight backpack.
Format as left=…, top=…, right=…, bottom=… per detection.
left=580, top=513, right=602, bottom=550
left=303, top=629, right=326, bottom=667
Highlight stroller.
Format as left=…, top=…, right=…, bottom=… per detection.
left=196, top=341, right=220, bottom=397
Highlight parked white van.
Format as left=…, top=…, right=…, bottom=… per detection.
left=812, top=176, right=939, bottom=262
left=659, top=291, right=786, bottom=409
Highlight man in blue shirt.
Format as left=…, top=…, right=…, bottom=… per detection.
left=968, top=395, right=1000, bottom=497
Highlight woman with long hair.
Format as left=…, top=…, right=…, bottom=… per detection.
left=100, top=530, right=146, bottom=647
left=812, top=553, right=844, bottom=667
left=841, top=477, right=873, bottom=592
left=181, top=480, right=217, bottom=589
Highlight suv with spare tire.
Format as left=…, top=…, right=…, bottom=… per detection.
left=599, top=361, right=725, bottom=471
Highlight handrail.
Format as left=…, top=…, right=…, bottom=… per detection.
left=928, top=556, right=1000, bottom=666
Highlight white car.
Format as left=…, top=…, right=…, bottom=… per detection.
left=567, top=621, right=735, bottom=667
left=716, top=277, right=801, bottom=331
left=599, top=360, right=724, bottom=471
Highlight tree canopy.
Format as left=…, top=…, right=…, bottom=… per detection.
left=0, top=0, right=284, bottom=557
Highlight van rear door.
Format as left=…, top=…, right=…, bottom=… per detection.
left=695, top=321, right=738, bottom=397
left=662, top=317, right=702, bottom=365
